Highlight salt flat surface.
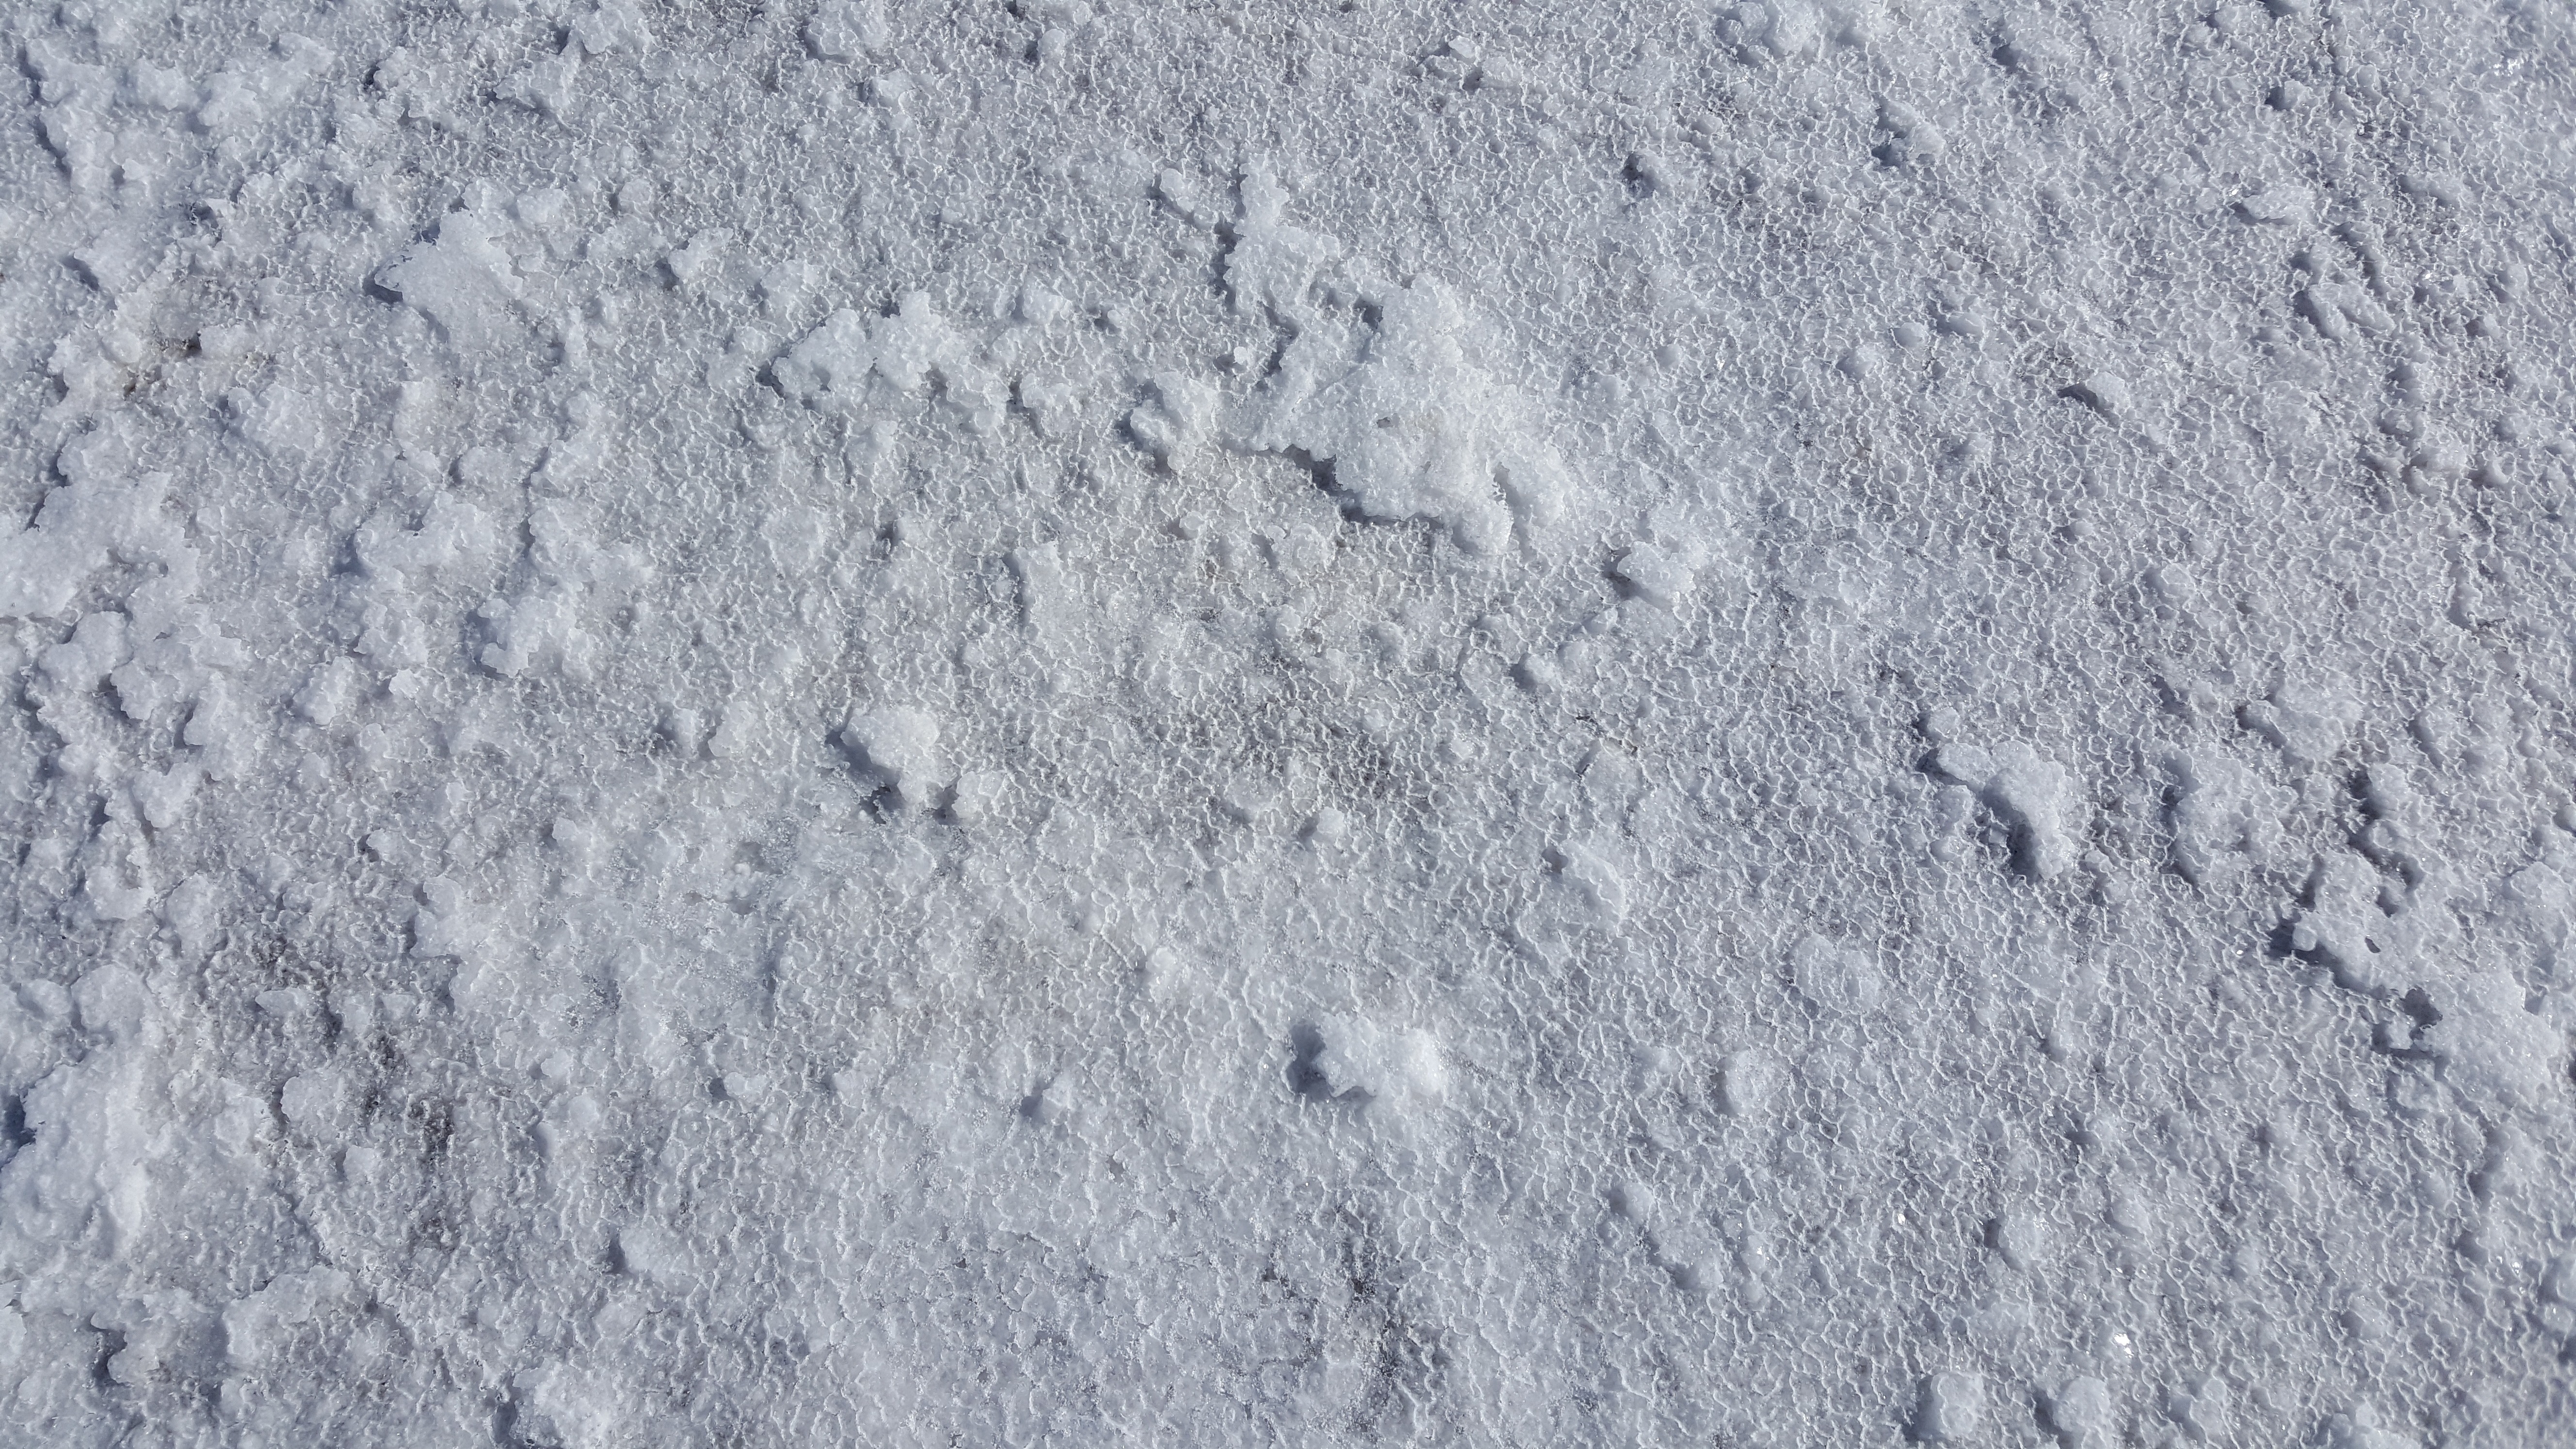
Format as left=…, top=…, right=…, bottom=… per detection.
left=3, top=2, right=2575, bottom=1444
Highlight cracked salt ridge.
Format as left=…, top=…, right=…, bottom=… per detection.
left=2, top=0, right=2576, bottom=1444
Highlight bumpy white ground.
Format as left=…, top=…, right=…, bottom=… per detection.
left=4, top=1, right=2576, bottom=1444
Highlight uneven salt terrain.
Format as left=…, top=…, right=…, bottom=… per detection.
left=5, top=1, right=2576, bottom=1444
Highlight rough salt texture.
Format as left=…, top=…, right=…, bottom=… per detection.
left=4, top=1, right=2576, bottom=1445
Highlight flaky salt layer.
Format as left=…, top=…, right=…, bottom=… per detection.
left=2, top=2, right=2574, bottom=1444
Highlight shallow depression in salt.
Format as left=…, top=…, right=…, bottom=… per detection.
left=3, top=1, right=2576, bottom=1445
